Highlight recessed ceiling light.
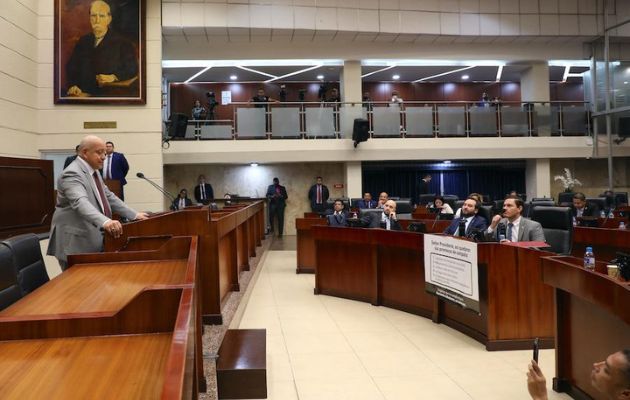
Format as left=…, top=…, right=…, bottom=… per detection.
left=443, top=160, right=452, bottom=164
left=625, top=81, right=629, bottom=85
left=317, top=75, right=324, bottom=80
left=250, top=162, right=259, bottom=167
left=230, top=75, right=237, bottom=80
left=461, top=75, right=470, bottom=80
left=393, top=74, right=400, bottom=80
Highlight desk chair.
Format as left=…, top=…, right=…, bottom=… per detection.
left=530, top=206, right=573, bottom=254
left=0, top=243, right=22, bottom=311
left=2, top=233, right=49, bottom=295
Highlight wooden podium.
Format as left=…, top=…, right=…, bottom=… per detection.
left=312, top=226, right=555, bottom=350
left=104, top=201, right=266, bottom=324
left=542, top=256, right=630, bottom=400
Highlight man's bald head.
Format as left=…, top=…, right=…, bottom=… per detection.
left=78, top=135, right=107, bottom=170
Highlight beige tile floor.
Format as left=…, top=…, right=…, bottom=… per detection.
left=236, top=249, right=573, bottom=400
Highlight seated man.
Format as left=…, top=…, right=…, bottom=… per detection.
left=444, top=197, right=488, bottom=236
left=376, top=192, right=389, bottom=208
left=326, top=199, right=348, bottom=227
left=527, top=349, right=630, bottom=400
left=172, top=189, right=192, bottom=210
left=356, top=192, right=376, bottom=209
left=571, top=192, right=600, bottom=218
left=364, top=199, right=401, bottom=231
left=486, top=196, right=545, bottom=242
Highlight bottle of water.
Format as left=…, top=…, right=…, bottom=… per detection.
left=600, top=210, right=606, bottom=218
left=608, top=210, right=615, bottom=218
left=620, top=221, right=626, bottom=230
left=584, top=246, right=595, bottom=271
left=572, top=216, right=577, bottom=227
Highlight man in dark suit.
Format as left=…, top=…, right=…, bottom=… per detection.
left=355, top=192, right=376, bottom=209
left=101, top=141, right=130, bottom=200
left=571, top=192, right=600, bottom=218
left=444, top=197, right=488, bottom=236
left=418, top=173, right=432, bottom=195
left=194, top=174, right=214, bottom=204
left=307, top=176, right=329, bottom=213
left=63, top=145, right=80, bottom=169
left=172, top=189, right=193, bottom=210
left=486, top=196, right=545, bottom=242
left=326, top=199, right=348, bottom=227
left=266, top=177, right=288, bottom=236
left=364, top=200, right=402, bottom=231
left=47, top=135, right=147, bottom=270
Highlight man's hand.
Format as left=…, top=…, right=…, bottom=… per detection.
left=134, top=212, right=149, bottom=220
left=490, top=214, right=502, bottom=230
left=96, top=74, right=119, bottom=87
left=389, top=212, right=397, bottom=221
left=67, top=85, right=83, bottom=96
left=527, top=360, right=548, bottom=400
left=104, top=219, right=123, bottom=239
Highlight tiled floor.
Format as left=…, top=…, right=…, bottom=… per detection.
left=236, top=245, right=573, bottom=400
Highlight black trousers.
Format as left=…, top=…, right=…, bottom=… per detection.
left=269, top=204, right=285, bottom=235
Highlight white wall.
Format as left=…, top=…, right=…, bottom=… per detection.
left=0, top=0, right=164, bottom=210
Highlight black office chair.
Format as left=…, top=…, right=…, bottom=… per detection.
left=477, top=205, right=494, bottom=224
left=350, top=198, right=363, bottom=208
left=396, top=198, right=413, bottom=214
left=0, top=243, right=22, bottom=311
left=586, top=197, right=606, bottom=213
left=453, top=200, right=465, bottom=211
left=493, top=200, right=505, bottom=214
left=527, top=199, right=556, bottom=217
left=2, top=233, right=49, bottom=295
left=530, top=206, right=572, bottom=254
left=418, top=194, right=436, bottom=206
left=442, top=195, right=459, bottom=209
left=558, top=192, right=575, bottom=206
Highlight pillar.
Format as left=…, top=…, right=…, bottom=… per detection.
left=521, top=62, right=551, bottom=136
left=344, top=161, right=362, bottom=199
left=526, top=159, right=551, bottom=200
left=340, top=60, right=362, bottom=103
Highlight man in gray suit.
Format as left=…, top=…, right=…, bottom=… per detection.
left=486, top=196, right=545, bottom=243
left=47, top=135, right=148, bottom=270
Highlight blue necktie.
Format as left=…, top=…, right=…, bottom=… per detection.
left=507, top=223, right=514, bottom=241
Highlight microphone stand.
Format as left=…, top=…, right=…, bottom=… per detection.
left=136, top=173, right=176, bottom=205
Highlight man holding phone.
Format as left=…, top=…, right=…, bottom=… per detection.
left=527, top=349, right=630, bottom=400
left=486, top=196, right=545, bottom=243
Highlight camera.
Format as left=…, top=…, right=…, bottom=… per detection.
left=205, top=91, right=216, bottom=99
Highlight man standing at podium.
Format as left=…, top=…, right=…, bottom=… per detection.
left=101, top=141, right=129, bottom=200
left=48, top=135, right=148, bottom=271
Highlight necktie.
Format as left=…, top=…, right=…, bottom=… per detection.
left=200, top=184, right=205, bottom=200
left=507, top=223, right=514, bottom=241
left=106, top=155, right=112, bottom=179
left=317, top=185, right=322, bottom=204
left=92, top=172, right=111, bottom=218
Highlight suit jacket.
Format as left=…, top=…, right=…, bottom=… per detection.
left=444, top=215, right=488, bottom=236
left=356, top=199, right=376, bottom=209
left=364, top=212, right=402, bottom=231
left=418, top=179, right=430, bottom=195
left=487, top=217, right=546, bottom=242
left=63, top=155, right=77, bottom=169
left=266, top=184, right=288, bottom=207
left=327, top=212, right=348, bottom=227
left=307, top=184, right=329, bottom=207
left=172, top=197, right=193, bottom=210
left=101, top=152, right=130, bottom=185
left=194, top=183, right=214, bottom=203
left=47, top=158, right=137, bottom=262
left=571, top=204, right=600, bottom=218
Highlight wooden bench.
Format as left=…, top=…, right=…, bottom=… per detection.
left=217, top=329, right=267, bottom=399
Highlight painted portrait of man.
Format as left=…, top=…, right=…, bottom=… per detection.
left=55, top=0, right=145, bottom=104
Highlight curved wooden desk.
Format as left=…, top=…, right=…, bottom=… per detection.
left=312, top=226, right=554, bottom=351
left=542, top=256, right=630, bottom=400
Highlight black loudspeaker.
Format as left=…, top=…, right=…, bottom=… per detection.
left=352, top=118, right=369, bottom=148
left=618, top=117, right=630, bottom=137
left=168, top=113, right=189, bottom=138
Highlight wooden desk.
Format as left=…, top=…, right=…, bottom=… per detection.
left=0, top=236, right=200, bottom=399
left=572, top=226, right=630, bottom=262
left=542, top=256, right=630, bottom=400
left=312, top=226, right=554, bottom=350
left=104, top=201, right=265, bottom=324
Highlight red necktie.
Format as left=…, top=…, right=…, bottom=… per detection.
left=317, top=185, right=322, bottom=204
left=93, top=171, right=111, bottom=218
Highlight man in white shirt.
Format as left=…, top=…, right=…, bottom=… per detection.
left=486, top=196, right=545, bottom=242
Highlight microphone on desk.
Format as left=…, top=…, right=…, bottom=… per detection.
left=136, top=172, right=176, bottom=204
left=458, top=219, right=467, bottom=237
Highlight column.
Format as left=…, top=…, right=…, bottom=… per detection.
left=340, top=60, right=362, bottom=103
left=521, top=62, right=551, bottom=136
left=526, top=159, right=551, bottom=200
left=344, top=161, right=362, bottom=199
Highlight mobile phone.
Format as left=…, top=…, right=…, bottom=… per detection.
left=533, top=337, right=539, bottom=363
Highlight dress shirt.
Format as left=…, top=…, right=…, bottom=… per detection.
left=103, top=154, right=112, bottom=179
left=199, top=184, right=206, bottom=200
left=381, top=212, right=391, bottom=230
left=576, top=207, right=584, bottom=217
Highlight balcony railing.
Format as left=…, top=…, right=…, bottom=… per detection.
left=165, top=101, right=591, bottom=140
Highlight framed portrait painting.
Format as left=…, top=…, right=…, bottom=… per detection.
left=54, top=0, right=146, bottom=104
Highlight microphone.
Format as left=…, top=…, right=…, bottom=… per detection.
left=136, top=172, right=176, bottom=204
left=458, top=219, right=467, bottom=237
left=497, top=222, right=507, bottom=241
